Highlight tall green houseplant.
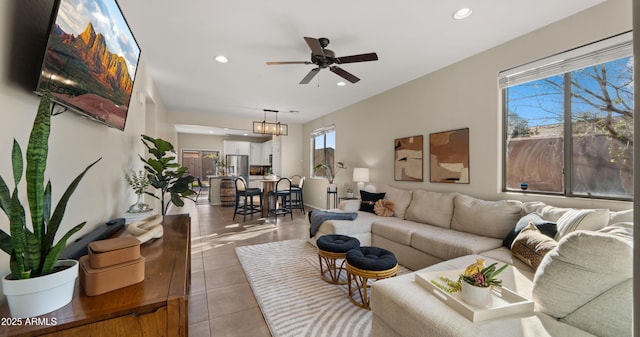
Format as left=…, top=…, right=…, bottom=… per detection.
left=0, top=91, right=100, bottom=279
left=140, top=135, right=195, bottom=215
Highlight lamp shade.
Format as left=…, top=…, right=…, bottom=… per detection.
left=353, top=168, right=370, bottom=183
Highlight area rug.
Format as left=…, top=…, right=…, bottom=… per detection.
left=235, top=239, right=409, bottom=337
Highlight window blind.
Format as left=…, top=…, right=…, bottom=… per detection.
left=498, top=31, right=632, bottom=89
left=311, top=124, right=335, bottom=137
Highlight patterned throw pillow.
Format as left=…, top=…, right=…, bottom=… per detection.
left=511, top=223, right=558, bottom=270
left=374, top=199, right=395, bottom=217
left=503, top=212, right=557, bottom=248
left=360, top=191, right=386, bottom=213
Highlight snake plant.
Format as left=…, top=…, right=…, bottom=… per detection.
left=0, top=91, right=100, bottom=279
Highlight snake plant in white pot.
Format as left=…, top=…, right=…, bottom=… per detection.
left=0, top=91, right=101, bottom=317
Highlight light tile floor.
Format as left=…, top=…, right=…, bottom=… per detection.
left=170, top=194, right=309, bottom=337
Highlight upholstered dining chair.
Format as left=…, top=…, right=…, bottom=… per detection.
left=268, top=177, right=293, bottom=220
left=289, top=175, right=305, bottom=214
left=233, top=177, right=263, bottom=222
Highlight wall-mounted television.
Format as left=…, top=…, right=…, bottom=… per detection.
left=35, top=0, right=141, bottom=131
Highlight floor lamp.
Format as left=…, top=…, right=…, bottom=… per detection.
left=353, top=168, right=370, bottom=197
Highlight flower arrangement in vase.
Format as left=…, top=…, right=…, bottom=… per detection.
left=431, top=258, right=508, bottom=307
left=125, top=170, right=151, bottom=213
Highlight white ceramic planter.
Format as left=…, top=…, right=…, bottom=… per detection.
left=2, top=259, right=78, bottom=318
left=460, top=281, right=492, bottom=307
left=328, top=183, right=337, bottom=192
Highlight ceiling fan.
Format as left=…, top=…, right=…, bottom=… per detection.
left=266, top=37, right=379, bottom=84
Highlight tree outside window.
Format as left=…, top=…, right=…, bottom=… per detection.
left=312, top=127, right=336, bottom=178
left=504, top=55, right=633, bottom=200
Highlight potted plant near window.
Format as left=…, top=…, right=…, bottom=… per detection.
left=0, top=91, right=101, bottom=317
left=314, top=161, right=346, bottom=192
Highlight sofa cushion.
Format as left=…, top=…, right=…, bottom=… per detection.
left=523, top=202, right=572, bottom=222
left=371, top=219, right=425, bottom=245
left=502, top=212, right=557, bottom=248
left=555, top=208, right=609, bottom=240
left=451, top=195, right=523, bottom=239
left=360, top=190, right=386, bottom=213
left=608, top=208, right=633, bottom=225
left=533, top=229, right=632, bottom=337
left=511, top=223, right=558, bottom=270
left=383, top=186, right=413, bottom=219
left=410, top=225, right=503, bottom=261
left=404, top=190, right=457, bottom=228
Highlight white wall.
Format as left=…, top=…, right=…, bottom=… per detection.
left=0, top=1, right=170, bottom=302
left=302, top=0, right=633, bottom=211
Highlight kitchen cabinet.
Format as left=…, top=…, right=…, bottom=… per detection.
left=223, top=141, right=250, bottom=156
left=250, top=143, right=262, bottom=165
left=262, top=140, right=272, bottom=165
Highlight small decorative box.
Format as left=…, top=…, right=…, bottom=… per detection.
left=88, top=236, right=140, bottom=269
left=79, top=255, right=145, bottom=296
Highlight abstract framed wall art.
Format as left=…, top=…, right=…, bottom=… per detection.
left=394, top=135, right=423, bottom=181
left=429, top=128, right=470, bottom=184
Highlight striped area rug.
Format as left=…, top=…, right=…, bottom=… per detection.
left=236, top=239, right=408, bottom=337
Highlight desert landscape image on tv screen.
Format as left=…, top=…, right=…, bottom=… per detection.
left=36, top=0, right=140, bottom=131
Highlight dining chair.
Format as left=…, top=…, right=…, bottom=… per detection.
left=233, top=177, right=263, bottom=222
left=268, top=177, right=293, bottom=220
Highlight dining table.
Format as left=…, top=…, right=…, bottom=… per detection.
left=258, top=178, right=278, bottom=217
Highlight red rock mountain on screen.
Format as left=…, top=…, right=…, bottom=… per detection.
left=63, top=22, right=134, bottom=95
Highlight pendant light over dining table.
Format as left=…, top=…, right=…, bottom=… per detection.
left=253, top=109, right=288, bottom=136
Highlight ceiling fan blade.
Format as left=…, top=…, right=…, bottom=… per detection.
left=330, top=66, right=360, bottom=83
left=304, top=37, right=325, bottom=57
left=335, top=52, right=379, bottom=64
left=299, top=68, right=321, bottom=84
left=266, top=61, right=311, bottom=65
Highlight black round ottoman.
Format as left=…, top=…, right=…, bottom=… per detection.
left=316, top=235, right=361, bottom=284
left=345, top=246, right=398, bottom=309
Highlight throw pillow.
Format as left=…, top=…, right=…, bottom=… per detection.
left=555, top=208, right=610, bottom=240
left=383, top=186, right=412, bottom=219
left=450, top=194, right=523, bottom=239
left=511, top=223, right=558, bottom=270
left=374, top=199, right=395, bottom=217
left=360, top=190, right=386, bottom=213
left=502, top=212, right=557, bottom=248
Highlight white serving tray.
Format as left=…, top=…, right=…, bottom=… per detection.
left=415, top=269, right=534, bottom=322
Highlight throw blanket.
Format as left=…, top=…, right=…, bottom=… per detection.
left=309, top=210, right=358, bottom=237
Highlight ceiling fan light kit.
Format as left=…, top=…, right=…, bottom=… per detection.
left=253, top=109, right=288, bottom=136
left=266, top=36, right=379, bottom=84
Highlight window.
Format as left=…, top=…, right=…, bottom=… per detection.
left=311, top=125, right=336, bottom=178
left=181, top=149, right=221, bottom=178
left=501, top=32, right=633, bottom=200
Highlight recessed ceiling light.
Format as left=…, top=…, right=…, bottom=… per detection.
left=453, top=7, right=472, bottom=20
left=208, top=130, right=214, bottom=134
left=337, top=81, right=346, bottom=87
left=243, top=133, right=248, bottom=136
left=215, top=55, right=229, bottom=63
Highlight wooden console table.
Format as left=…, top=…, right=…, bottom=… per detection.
left=0, top=214, right=191, bottom=337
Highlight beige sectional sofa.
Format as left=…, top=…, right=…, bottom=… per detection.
left=306, top=184, right=633, bottom=337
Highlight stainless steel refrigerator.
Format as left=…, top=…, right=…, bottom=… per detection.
left=226, top=155, right=249, bottom=182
